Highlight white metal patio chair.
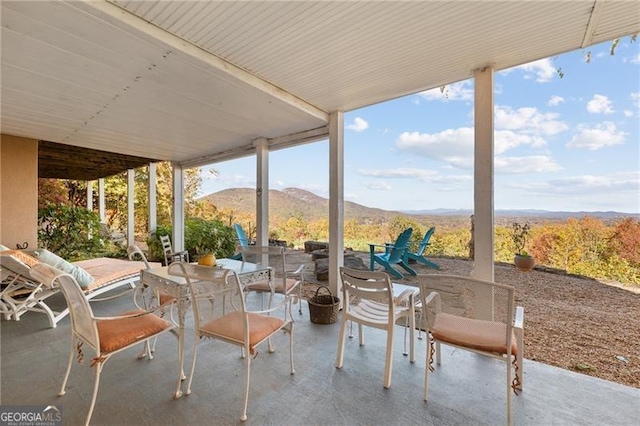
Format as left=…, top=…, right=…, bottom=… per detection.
left=335, top=267, right=416, bottom=388
left=159, top=235, right=189, bottom=265
left=239, top=245, right=305, bottom=315
left=167, top=262, right=295, bottom=422
left=418, top=274, right=524, bottom=426
left=29, top=263, right=175, bottom=426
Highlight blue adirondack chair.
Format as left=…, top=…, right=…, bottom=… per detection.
left=230, top=223, right=250, bottom=260
left=369, top=228, right=417, bottom=279
left=406, top=227, right=439, bottom=269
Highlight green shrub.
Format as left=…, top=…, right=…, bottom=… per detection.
left=38, top=205, right=110, bottom=261
left=147, top=219, right=236, bottom=263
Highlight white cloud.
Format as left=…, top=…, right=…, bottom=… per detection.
left=418, top=81, right=474, bottom=102
left=623, top=110, right=634, bottom=117
left=346, top=117, right=369, bottom=132
left=567, top=122, right=626, bottom=150
left=586, top=94, right=615, bottom=114
left=357, top=168, right=438, bottom=181
left=395, top=127, right=551, bottom=169
left=214, top=174, right=254, bottom=187
left=629, top=54, right=640, bottom=64
left=510, top=58, right=557, bottom=83
left=495, top=106, right=569, bottom=135
left=495, top=155, right=562, bottom=174
left=548, top=95, right=565, bottom=106
left=395, top=128, right=474, bottom=168
left=511, top=172, right=639, bottom=195
left=631, top=92, right=640, bottom=109
left=363, top=181, right=392, bottom=190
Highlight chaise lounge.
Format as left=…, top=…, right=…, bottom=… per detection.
left=0, top=248, right=157, bottom=328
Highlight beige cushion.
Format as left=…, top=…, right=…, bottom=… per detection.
left=97, top=310, right=172, bottom=353
left=201, top=311, right=284, bottom=353
left=1, top=250, right=41, bottom=267
left=245, top=278, right=298, bottom=293
left=432, top=312, right=518, bottom=355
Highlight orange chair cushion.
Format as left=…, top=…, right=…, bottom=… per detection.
left=159, top=291, right=176, bottom=306
left=200, top=311, right=284, bottom=352
left=97, top=310, right=172, bottom=353
left=245, top=278, right=298, bottom=293
left=432, top=312, right=518, bottom=355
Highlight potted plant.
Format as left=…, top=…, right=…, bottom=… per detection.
left=512, top=222, right=535, bottom=272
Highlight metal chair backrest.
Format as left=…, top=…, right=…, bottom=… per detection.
left=30, top=263, right=99, bottom=350
left=239, top=245, right=287, bottom=293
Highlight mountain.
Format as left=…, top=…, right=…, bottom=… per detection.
left=199, top=187, right=406, bottom=222
left=199, top=188, right=638, bottom=224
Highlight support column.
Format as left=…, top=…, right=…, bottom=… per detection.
left=254, top=138, right=269, bottom=247
left=127, top=169, right=135, bottom=248
left=474, top=65, right=495, bottom=320
left=148, top=162, right=157, bottom=236
left=98, top=178, right=106, bottom=222
left=328, top=111, right=344, bottom=303
left=86, top=181, right=93, bottom=211
left=172, top=162, right=185, bottom=252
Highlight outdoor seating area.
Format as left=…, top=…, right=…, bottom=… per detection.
left=1, top=282, right=637, bottom=425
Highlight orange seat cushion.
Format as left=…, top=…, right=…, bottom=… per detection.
left=200, top=311, right=284, bottom=353
left=432, top=312, right=518, bottom=355
left=97, top=310, right=172, bottom=354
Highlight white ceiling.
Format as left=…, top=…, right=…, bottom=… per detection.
left=1, top=0, right=638, bottom=168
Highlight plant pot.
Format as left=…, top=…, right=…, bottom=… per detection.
left=514, top=254, right=535, bottom=272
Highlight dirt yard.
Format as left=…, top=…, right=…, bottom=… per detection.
left=290, top=250, right=640, bottom=389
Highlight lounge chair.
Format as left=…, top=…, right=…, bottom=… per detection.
left=368, top=228, right=417, bottom=279
left=230, top=223, right=251, bottom=260
left=406, top=227, right=440, bottom=269
left=0, top=248, right=159, bottom=328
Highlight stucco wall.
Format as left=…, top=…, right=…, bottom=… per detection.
left=0, top=134, right=38, bottom=249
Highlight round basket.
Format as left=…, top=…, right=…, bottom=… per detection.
left=308, top=286, right=340, bottom=324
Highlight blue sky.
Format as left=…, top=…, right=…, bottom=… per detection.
left=200, top=39, right=639, bottom=214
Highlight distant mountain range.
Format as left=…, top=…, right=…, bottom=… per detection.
left=200, top=188, right=639, bottom=223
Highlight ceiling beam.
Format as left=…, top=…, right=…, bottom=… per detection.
left=73, top=0, right=329, bottom=123
left=581, top=0, right=604, bottom=48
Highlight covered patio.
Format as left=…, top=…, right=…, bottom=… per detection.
left=1, top=2, right=639, bottom=424
left=2, top=292, right=638, bottom=425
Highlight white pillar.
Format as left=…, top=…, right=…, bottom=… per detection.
left=328, top=111, right=344, bottom=303
left=86, top=181, right=93, bottom=211
left=172, top=162, right=185, bottom=252
left=98, top=178, right=106, bottom=222
left=255, top=138, right=269, bottom=247
left=127, top=169, right=135, bottom=248
left=474, top=66, right=495, bottom=320
left=148, top=162, right=157, bottom=236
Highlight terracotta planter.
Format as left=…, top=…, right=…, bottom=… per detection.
left=514, top=254, right=535, bottom=272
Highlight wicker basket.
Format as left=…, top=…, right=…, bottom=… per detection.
left=308, top=286, right=340, bottom=324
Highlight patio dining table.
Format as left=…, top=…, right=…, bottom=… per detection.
left=141, top=258, right=271, bottom=398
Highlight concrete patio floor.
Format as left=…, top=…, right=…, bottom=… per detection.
left=1, top=290, right=638, bottom=425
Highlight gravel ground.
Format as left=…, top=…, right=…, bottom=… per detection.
left=289, top=250, right=640, bottom=389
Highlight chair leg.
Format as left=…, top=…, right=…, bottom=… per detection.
left=288, top=322, right=295, bottom=375
left=335, top=316, right=348, bottom=369
left=358, top=323, right=365, bottom=346
left=85, top=362, right=103, bottom=426
left=383, top=327, right=394, bottom=388
left=398, top=261, right=417, bottom=276
left=58, top=338, right=75, bottom=396
left=506, top=357, right=513, bottom=426
left=423, top=344, right=430, bottom=401
left=241, top=345, right=251, bottom=422
left=409, top=307, right=415, bottom=363
left=186, top=333, right=200, bottom=396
